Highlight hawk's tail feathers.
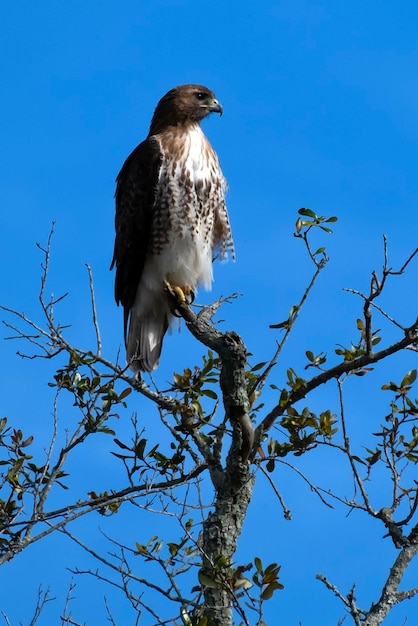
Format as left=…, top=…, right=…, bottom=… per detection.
left=127, top=310, right=169, bottom=373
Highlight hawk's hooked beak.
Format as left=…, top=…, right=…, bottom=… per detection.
left=210, top=99, right=223, bottom=116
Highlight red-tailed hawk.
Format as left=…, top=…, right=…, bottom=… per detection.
left=111, top=84, right=234, bottom=372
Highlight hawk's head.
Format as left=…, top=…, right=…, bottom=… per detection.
left=149, top=84, right=223, bottom=134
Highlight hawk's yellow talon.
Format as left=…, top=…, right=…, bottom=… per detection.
left=164, top=281, right=194, bottom=310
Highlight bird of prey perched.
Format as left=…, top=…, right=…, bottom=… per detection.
left=111, top=84, right=234, bottom=372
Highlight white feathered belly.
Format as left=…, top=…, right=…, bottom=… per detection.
left=127, top=227, right=212, bottom=371
left=141, top=228, right=214, bottom=295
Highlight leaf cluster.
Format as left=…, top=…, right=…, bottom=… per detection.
left=49, top=351, right=133, bottom=435
left=363, top=370, right=418, bottom=472
left=171, top=351, right=220, bottom=421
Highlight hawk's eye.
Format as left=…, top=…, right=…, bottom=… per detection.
left=195, top=92, right=206, bottom=101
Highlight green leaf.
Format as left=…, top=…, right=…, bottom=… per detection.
left=201, top=389, right=218, bottom=400
left=167, top=542, right=179, bottom=557
left=114, top=438, right=130, bottom=450
left=119, top=387, right=132, bottom=400
left=254, top=557, right=263, bottom=572
left=298, top=207, right=316, bottom=218
left=366, top=450, right=381, bottom=465
left=401, top=370, right=417, bottom=387
left=21, top=435, right=34, bottom=448
left=251, top=362, right=267, bottom=372
left=264, top=563, right=280, bottom=577
left=9, top=457, right=25, bottom=474
left=98, top=426, right=116, bottom=436
left=266, top=459, right=275, bottom=473
left=261, top=581, right=284, bottom=599
left=351, top=455, right=366, bottom=465
left=135, top=542, right=148, bottom=555
left=198, top=570, right=220, bottom=588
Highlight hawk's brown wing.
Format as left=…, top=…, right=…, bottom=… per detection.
left=111, top=136, right=162, bottom=344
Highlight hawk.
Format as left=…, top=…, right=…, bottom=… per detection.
left=111, top=84, right=234, bottom=372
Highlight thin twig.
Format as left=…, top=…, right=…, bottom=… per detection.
left=258, top=223, right=330, bottom=395
left=338, top=379, right=376, bottom=516
left=316, top=573, right=351, bottom=608
left=257, top=463, right=292, bottom=519
left=28, top=586, right=55, bottom=626
left=275, top=458, right=334, bottom=508
left=86, top=264, right=102, bottom=356
left=258, top=261, right=325, bottom=394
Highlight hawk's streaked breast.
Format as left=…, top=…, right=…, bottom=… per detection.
left=148, top=123, right=230, bottom=291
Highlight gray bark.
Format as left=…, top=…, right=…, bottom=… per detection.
left=202, top=465, right=255, bottom=625
left=363, top=534, right=418, bottom=626
left=178, top=302, right=255, bottom=624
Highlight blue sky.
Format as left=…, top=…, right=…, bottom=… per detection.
left=1, top=1, right=418, bottom=623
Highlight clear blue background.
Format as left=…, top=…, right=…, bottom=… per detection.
left=1, top=1, right=418, bottom=624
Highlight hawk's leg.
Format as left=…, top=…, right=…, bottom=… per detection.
left=164, top=281, right=195, bottom=316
